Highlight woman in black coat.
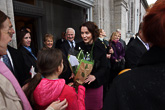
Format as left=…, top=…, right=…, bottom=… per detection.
left=75, top=21, right=107, bottom=110
left=17, top=29, right=37, bottom=82
left=103, top=1, right=165, bottom=110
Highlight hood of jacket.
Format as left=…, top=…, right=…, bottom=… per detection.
left=33, top=78, right=65, bottom=107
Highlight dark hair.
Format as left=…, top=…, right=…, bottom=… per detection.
left=17, top=29, right=30, bottom=48
left=20, top=26, right=31, bottom=32
left=24, top=48, right=63, bottom=107
left=80, top=21, right=99, bottom=41
left=143, top=0, right=165, bottom=47
left=0, top=10, right=8, bottom=29
left=0, top=10, right=8, bottom=37
left=37, top=48, right=63, bottom=77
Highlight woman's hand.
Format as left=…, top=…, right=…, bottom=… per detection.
left=68, top=82, right=74, bottom=87
left=47, top=99, right=68, bottom=110
left=109, top=48, right=114, bottom=54
left=106, top=54, right=111, bottom=59
left=69, top=73, right=74, bottom=79
left=115, top=59, right=119, bottom=62
left=84, top=75, right=96, bottom=84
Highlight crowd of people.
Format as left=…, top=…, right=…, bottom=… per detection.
left=0, top=0, right=165, bottom=109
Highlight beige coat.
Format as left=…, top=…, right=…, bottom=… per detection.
left=0, top=74, right=23, bottom=110
left=0, top=73, right=59, bottom=110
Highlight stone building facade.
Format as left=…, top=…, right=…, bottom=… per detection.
left=93, top=0, right=148, bottom=43
left=0, top=0, right=148, bottom=49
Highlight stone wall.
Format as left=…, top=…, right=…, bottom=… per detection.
left=0, top=0, right=17, bottom=48
left=93, top=0, right=111, bottom=40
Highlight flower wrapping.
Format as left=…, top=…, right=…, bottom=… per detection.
left=68, top=46, right=94, bottom=85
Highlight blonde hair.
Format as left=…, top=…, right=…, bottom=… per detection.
left=109, top=32, right=119, bottom=42
left=99, top=29, right=103, bottom=33
left=44, top=34, right=54, bottom=42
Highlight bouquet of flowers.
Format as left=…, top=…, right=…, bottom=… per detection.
left=68, top=45, right=94, bottom=85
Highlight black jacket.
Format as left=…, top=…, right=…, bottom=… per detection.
left=75, top=39, right=107, bottom=88
left=59, top=40, right=73, bottom=84
left=125, top=37, right=147, bottom=68
left=55, top=38, right=66, bottom=49
left=18, top=46, right=37, bottom=81
left=103, top=46, right=165, bottom=110
left=60, top=40, right=72, bottom=57
left=7, top=45, right=26, bottom=86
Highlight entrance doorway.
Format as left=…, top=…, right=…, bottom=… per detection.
left=15, top=15, right=38, bottom=56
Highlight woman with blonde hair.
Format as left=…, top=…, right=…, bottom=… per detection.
left=109, top=32, right=125, bottom=82
left=43, top=33, right=54, bottom=49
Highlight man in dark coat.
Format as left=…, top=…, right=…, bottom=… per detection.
left=55, top=32, right=67, bottom=49
left=59, top=28, right=76, bottom=83
left=125, top=22, right=149, bottom=68
left=60, top=28, right=76, bottom=57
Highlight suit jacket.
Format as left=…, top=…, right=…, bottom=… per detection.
left=7, top=45, right=27, bottom=86
left=60, top=40, right=72, bottom=57
left=59, top=40, right=74, bottom=84
left=125, top=37, right=147, bottom=68
left=55, top=38, right=66, bottom=49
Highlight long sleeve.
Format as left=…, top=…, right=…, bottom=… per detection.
left=77, top=85, right=85, bottom=110
left=93, top=50, right=107, bottom=86
left=59, top=84, right=85, bottom=110
left=119, top=43, right=125, bottom=59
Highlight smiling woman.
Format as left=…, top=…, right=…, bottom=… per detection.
left=75, top=21, right=108, bottom=110
left=43, top=33, right=54, bottom=49
left=17, top=29, right=37, bottom=82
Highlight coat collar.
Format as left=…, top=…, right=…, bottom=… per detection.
left=137, top=46, right=165, bottom=67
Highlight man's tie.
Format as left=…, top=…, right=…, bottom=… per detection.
left=3, top=54, right=14, bottom=73
left=71, top=41, right=74, bottom=48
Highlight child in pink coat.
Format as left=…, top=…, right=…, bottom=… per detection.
left=24, top=48, right=85, bottom=110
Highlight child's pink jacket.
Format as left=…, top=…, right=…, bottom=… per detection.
left=33, top=78, right=85, bottom=110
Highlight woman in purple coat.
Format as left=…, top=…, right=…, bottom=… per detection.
left=109, top=32, right=125, bottom=82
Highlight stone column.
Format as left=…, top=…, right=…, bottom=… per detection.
left=93, top=0, right=111, bottom=40
left=114, top=0, right=128, bottom=41
left=0, top=0, right=17, bottom=48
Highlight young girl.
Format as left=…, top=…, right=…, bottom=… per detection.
left=24, top=48, right=85, bottom=110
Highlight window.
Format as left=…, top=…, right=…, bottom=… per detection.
left=14, top=0, right=35, bottom=5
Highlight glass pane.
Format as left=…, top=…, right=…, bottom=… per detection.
left=14, top=0, right=35, bottom=5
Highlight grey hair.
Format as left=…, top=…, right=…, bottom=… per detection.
left=66, top=27, right=75, bottom=34
left=116, top=29, right=121, bottom=32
